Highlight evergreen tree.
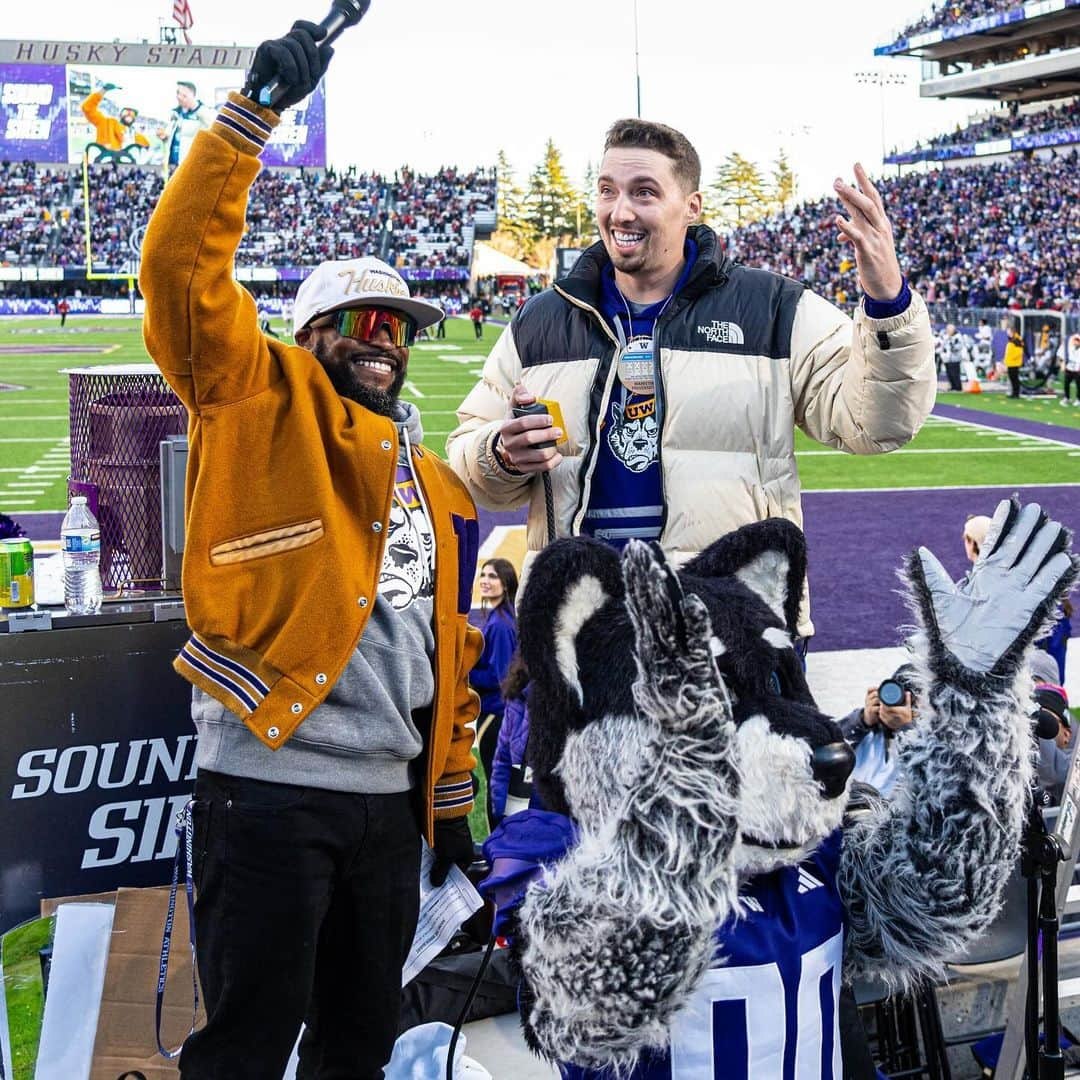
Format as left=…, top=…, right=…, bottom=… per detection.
left=491, top=148, right=535, bottom=260
left=527, top=138, right=580, bottom=240
left=572, top=161, right=598, bottom=244
left=770, top=149, right=798, bottom=214
left=709, top=152, right=770, bottom=228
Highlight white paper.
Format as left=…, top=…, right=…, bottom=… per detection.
left=401, top=844, right=483, bottom=988
left=34, top=902, right=115, bottom=1080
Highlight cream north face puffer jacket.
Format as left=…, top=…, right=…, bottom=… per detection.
left=447, top=225, right=935, bottom=636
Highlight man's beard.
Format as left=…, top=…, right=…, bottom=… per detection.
left=314, top=341, right=406, bottom=418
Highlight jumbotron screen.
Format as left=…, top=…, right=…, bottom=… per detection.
left=0, top=59, right=326, bottom=167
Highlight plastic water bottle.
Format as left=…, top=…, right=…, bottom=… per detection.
left=62, top=495, right=102, bottom=614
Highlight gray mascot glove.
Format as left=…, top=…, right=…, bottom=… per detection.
left=912, top=498, right=1076, bottom=675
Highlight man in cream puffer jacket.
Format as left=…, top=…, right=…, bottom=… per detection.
left=448, top=119, right=935, bottom=637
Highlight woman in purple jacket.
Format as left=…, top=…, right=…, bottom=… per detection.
left=470, top=558, right=518, bottom=824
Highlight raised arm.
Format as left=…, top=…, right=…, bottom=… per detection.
left=840, top=499, right=1078, bottom=989
left=792, top=163, right=936, bottom=455
left=139, top=23, right=331, bottom=412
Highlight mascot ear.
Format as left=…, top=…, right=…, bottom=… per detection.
left=683, top=518, right=807, bottom=636
left=518, top=538, right=625, bottom=817
left=518, top=537, right=624, bottom=706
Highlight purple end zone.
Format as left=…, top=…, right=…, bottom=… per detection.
left=803, top=485, right=1080, bottom=652
left=934, top=402, right=1080, bottom=447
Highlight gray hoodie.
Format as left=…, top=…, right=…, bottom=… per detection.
left=192, top=402, right=438, bottom=792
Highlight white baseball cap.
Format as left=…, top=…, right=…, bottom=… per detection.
left=292, top=257, right=444, bottom=338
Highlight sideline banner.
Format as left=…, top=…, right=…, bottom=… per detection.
left=0, top=618, right=194, bottom=934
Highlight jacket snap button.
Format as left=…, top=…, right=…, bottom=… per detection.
left=372, top=522, right=383, bottom=533
left=358, top=596, right=368, bottom=608
left=381, top=439, right=392, bottom=450
left=291, top=702, right=302, bottom=714
left=267, top=726, right=280, bottom=739
left=315, top=672, right=327, bottom=685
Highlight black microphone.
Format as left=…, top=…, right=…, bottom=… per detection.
left=254, top=0, right=371, bottom=109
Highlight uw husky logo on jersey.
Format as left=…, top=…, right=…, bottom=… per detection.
left=697, top=320, right=745, bottom=345
left=797, top=866, right=824, bottom=894
left=608, top=396, right=659, bottom=473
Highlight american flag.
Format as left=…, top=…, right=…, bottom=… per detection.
left=172, top=0, right=194, bottom=44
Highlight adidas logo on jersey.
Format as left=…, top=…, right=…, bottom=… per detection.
left=797, top=867, right=823, bottom=894
left=697, top=319, right=745, bottom=345
left=741, top=896, right=763, bottom=914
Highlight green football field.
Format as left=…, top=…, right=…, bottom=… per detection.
left=1, top=313, right=1078, bottom=516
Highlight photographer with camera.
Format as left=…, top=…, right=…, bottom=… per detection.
left=839, top=665, right=917, bottom=797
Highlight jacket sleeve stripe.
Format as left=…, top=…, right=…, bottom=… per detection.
left=213, top=112, right=267, bottom=151
left=221, top=98, right=272, bottom=136
left=433, top=793, right=475, bottom=810
left=190, top=634, right=271, bottom=697
left=435, top=780, right=474, bottom=795
left=178, top=646, right=259, bottom=713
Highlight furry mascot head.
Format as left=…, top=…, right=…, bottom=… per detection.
left=507, top=500, right=1077, bottom=1075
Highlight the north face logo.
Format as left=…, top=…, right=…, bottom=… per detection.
left=697, top=320, right=744, bottom=345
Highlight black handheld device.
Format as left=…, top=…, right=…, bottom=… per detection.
left=512, top=401, right=556, bottom=450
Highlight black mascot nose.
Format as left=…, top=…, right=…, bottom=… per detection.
left=812, top=742, right=855, bottom=799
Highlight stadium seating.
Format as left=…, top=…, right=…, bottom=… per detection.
left=727, top=150, right=1080, bottom=312
left=0, top=160, right=494, bottom=274
left=889, top=0, right=1020, bottom=47
left=894, top=97, right=1080, bottom=158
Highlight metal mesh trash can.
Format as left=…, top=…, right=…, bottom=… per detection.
left=66, top=365, right=187, bottom=591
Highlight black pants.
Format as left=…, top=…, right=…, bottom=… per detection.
left=945, top=360, right=962, bottom=391
left=473, top=321, right=482, bottom=339
left=436, top=321, right=446, bottom=339
left=1008, top=366, right=1021, bottom=397
left=476, top=711, right=502, bottom=826
left=1065, top=370, right=1079, bottom=400
left=180, top=771, right=421, bottom=1080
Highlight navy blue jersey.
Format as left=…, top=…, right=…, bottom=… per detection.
left=580, top=243, right=697, bottom=550
left=560, top=829, right=846, bottom=1080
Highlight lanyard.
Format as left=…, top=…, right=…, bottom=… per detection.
left=155, top=799, right=199, bottom=1059
left=612, top=288, right=673, bottom=406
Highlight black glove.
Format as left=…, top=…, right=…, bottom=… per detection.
left=430, top=815, right=474, bottom=887
left=244, top=21, right=334, bottom=113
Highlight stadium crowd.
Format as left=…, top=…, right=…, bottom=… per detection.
left=897, top=97, right=1080, bottom=155
left=0, top=159, right=494, bottom=272
left=728, top=151, right=1080, bottom=312
left=390, top=165, right=496, bottom=270
left=890, top=0, right=1018, bottom=44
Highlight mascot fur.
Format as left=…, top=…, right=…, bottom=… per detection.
left=493, top=498, right=1077, bottom=1078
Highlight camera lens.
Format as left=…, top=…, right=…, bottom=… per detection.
left=878, top=679, right=905, bottom=708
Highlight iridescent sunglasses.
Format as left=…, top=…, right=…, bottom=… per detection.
left=317, top=307, right=418, bottom=347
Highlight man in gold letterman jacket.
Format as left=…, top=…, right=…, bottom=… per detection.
left=140, top=21, right=481, bottom=1079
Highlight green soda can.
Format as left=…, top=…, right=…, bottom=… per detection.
left=0, top=538, right=35, bottom=609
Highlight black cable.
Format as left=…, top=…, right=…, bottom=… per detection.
left=542, top=473, right=556, bottom=547
left=446, top=916, right=499, bottom=1080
